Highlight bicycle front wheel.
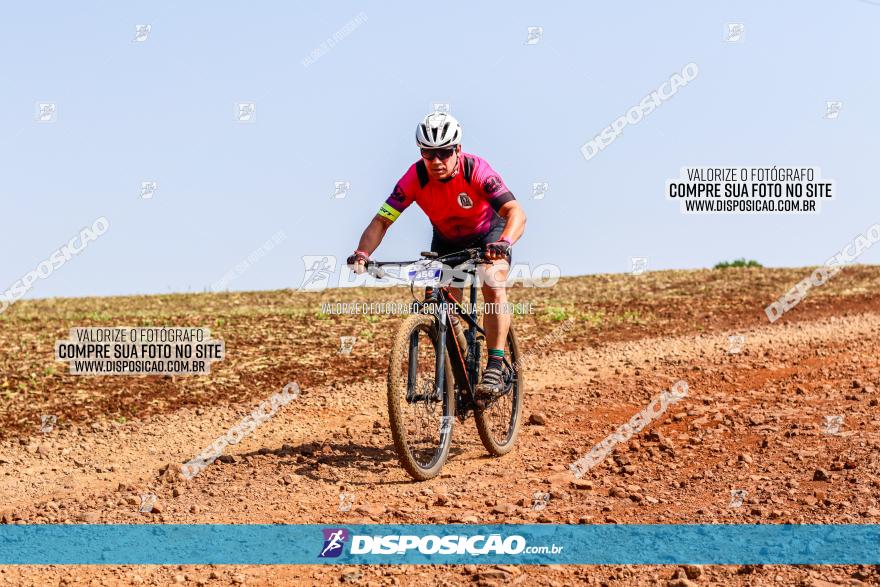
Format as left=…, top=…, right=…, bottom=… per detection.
left=387, top=313, right=455, bottom=481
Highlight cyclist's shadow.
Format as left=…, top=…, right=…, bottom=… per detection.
left=240, top=441, right=467, bottom=485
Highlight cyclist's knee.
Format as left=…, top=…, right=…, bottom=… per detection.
left=482, top=281, right=507, bottom=302
left=479, top=262, right=508, bottom=289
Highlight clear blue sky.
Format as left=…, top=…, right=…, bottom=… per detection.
left=2, top=1, right=878, bottom=299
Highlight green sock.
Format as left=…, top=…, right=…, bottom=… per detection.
left=487, top=348, right=504, bottom=368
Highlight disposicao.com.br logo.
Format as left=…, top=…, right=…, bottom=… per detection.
left=319, top=528, right=350, bottom=558
left=318, top=528, right=563, bottom=558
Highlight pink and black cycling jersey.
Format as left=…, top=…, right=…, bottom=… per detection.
left=377, top=152, right=516, bottom=244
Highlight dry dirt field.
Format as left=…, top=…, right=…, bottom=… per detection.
left=1, top=265, right=879, bottom=586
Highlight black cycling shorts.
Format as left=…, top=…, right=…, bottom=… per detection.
left=429, top=216, right=512, bottom=265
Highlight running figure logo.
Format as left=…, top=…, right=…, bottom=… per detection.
left=300, top=255, right=337, bottom=290
left=319, top=528, right=350, bottom=558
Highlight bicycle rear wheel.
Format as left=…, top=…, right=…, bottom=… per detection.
left=474, top=325, right=523, bottom=456
left=387, top=313, right=455, bottom=481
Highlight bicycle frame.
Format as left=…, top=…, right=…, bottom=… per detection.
left=422, top=280, right=484, bottom=404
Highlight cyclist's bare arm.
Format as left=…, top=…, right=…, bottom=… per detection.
left=349, top=215, right=393, bottom=273
left=357, top=215, right=393, bottom=255
left=496, top=200, right=526, bottom=245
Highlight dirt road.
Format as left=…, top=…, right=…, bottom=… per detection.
left=2, top=296, right=878, bottom=585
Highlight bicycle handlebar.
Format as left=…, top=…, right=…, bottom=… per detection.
left=365, top=247, right=488, bottom=268
left=362, top=247, right=491, bottom=281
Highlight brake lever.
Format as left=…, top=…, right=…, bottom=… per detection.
left=476, top=249, right=494, bottom=264
left=366, top=263, right=386, bottom=279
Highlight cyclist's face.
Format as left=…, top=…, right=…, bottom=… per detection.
left=422, top=146, right=459, bottom=180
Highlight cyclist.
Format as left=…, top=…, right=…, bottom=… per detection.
left=347, top=111, right=526, bottom=400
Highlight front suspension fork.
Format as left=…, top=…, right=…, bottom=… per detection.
left=406, top=299, right=447, bottom=403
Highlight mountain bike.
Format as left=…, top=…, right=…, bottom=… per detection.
left=365, top=247, right=523, bottom=481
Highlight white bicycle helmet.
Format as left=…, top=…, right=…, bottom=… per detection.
left=415, top=112, right=462, bottom=148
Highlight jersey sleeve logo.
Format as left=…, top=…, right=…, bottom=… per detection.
left=457, top=193, right=474, bottom=209
left=482, top=176, right=503, bottom=196
left=390, top=183, right=406, bottom=203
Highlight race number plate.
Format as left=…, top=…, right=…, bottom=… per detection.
left=406, top=261, right=444, bottom=286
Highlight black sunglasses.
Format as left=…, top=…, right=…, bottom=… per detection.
left=420, top=147, right=457, bottom=161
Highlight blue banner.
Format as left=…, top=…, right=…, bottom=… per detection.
left=0, top=524, right=877, bottom=565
